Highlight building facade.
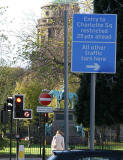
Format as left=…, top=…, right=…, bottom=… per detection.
left=37, top=1, right=80, bottom=42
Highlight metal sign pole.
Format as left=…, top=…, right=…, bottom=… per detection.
left=42, top=113, right=46, bottom=160
left=64, top=8, right=69, bottom=150
left=90, top=73, right=96, bottom=149
left=16, top=120, right=19, bottom=160
left=39, top=113, right=42, bottom=158
left=10, top=107, right=13, bottom=160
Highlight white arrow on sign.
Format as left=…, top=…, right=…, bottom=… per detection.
left=86, top=63, right=100, bottom=71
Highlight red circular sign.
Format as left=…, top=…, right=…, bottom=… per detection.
left=24, top=111, right=31, bottom=118
left=39, top=93, right=52, bottom=106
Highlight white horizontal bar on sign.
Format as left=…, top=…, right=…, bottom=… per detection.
left=37, top=106, right=53, bottom=109
left=37, top=106, right=53, bottom=113
left=39, top=98, right=52, bottom=101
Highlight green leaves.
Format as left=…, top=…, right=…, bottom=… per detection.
left=0, top=67, right=24, bottom=104
left=75, top=0, right=123, bottom=128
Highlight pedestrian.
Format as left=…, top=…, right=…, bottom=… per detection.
left=51, top=130, right=64, bottom=153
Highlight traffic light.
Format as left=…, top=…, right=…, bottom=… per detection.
left=13, top=94, right=32, bottom=119
left=0, top=97, right=13, bottom=124
left=1, top=108, right=8, bottom=123
left=44, top=113, right=48, bottom=122
left=13, top=94, right=24, bottom=119
left=6, top=97, right=13, bottom=111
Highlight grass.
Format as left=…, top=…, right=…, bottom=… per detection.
left=0, top=143, right=52, bottom=157
left=0, top=141, right=123, bottom=157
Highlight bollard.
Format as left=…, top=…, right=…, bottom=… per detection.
left=18, top=145, right=24, bottom=160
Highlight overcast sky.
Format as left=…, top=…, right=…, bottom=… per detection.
left=2, top=0, right=43, bottom=17
left=0, top=0, right=92, bottom=67
left=0, top=0, right=45, bottom=67
left=1, top=0, right=66, bottom=67
left=1, top=0, right=43, bottom=32
left=1, top=0, right=58, bottom=27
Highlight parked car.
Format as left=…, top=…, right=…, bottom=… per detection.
left=48, top=149, right=123, bottom=160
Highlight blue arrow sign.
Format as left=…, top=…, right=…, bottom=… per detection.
left=71, top=14, right=117, bottom=73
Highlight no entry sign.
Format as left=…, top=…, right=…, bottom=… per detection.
left=39, top=93, right=52, bottom=106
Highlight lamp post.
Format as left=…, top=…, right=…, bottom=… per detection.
left=64, top=5, right=69, bottom=150
left=53, top=0, right=79, bottom=150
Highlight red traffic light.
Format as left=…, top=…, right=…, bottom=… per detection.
left=16, top=97, right=22, bottom=103
left=44, top=113, right=48, bottom=122
left=44, top=113, right=48, bottom=117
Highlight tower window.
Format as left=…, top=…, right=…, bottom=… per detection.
left=48, top=28, right=52, bottom=39
left=43, top=19, right=46, bottom=23
left=46, top=11, right=49, bottom=16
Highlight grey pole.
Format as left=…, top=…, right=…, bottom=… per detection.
left=64, top=8, right=69, bottom=150
left=39, top=113, right=41, bottom=158
left=10, top=107, right=13, bottom=160
left=16, top=120, right=19, bottom=160
left=90, top=73, right=96, bottom=149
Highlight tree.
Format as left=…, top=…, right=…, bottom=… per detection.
left=75, top=0, right=123, bottom=141
left=0, top=66, right=24, bottom=142
left=0, top=66, right=24, bottom=104
left=14, top=75, right=43, bottom=112
left=16, top=1, right=94, bottom=91
left=94, top=0, right=123, bottom=141
left=0, top=5, right=7, bottom=65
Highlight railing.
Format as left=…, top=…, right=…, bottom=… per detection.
left=0, top=137, right=123, bottom=158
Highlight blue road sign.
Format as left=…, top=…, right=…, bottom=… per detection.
left=71, top=14, right=117, bottom=73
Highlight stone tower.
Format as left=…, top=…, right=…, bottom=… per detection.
left=37, top=1, right=80, bottom=42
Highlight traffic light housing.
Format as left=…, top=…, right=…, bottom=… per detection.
left=13, top=94, right=32, bottom=119
left=13, top=94, right=24, bottom=118
left=6, top=97, right=13, bottom=111
left=44, top=113, right=48, bottom=122
left=0, top=97, right=13, bottom=124
left=1, top=109, right=8, bottom=123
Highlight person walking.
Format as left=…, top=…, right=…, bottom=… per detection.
left=51, top=130, right=64, bottom=153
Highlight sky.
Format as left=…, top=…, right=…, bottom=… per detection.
left=0, top=0, right=57, bottom=33
left=1, top=0, right=45, bottom=18
left=0, top=0, right=46, bottom=67
left=0, top=0, right=92, bottom=67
